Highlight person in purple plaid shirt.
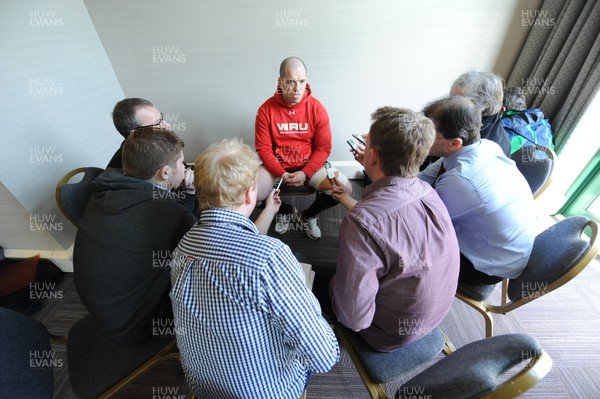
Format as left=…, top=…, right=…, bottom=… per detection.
left=327, top=107, right=460, bottom=352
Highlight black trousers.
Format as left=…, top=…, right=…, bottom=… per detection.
left=458, top=253, right=503, bottom=286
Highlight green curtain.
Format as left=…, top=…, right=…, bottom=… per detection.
left=506, top=0, right=600, bottom=152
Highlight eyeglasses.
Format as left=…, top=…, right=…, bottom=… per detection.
left=134, top=113, right=164, bottom=130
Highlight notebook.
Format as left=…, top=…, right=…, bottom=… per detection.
left=299, top=262, right=315, bottom=290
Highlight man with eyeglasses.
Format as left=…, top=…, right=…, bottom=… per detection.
left=107, top=98, right=197, bottom=215
left=107, top=98, right=170, bottom=169
left=255, top=56, right=351, bottom=240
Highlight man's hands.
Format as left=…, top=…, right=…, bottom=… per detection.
left=264, top=185, right=282, bottom=213
left=351, top=133, right=367, bottom=166
left=254, top=183, right=282, bottom=235
left=283, top=171, right=307, bottom=187
left=330, top=177, right=357, bottom=210
left=180, top=167, right=195, bottom=193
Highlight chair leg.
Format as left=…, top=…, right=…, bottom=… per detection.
left=98, top=341, right=180, bottom=399
left=442, top=334, right=455, bottom=355
left=332, top=324, right=389, bottom=399
left=484, top=314, right=494, bottom=338
left=455, top=293, right=495, bottom=338
left=500, top=278, right=509, bottom=305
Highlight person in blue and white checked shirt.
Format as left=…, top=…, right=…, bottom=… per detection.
left=170, top=138, right=339, bottom=399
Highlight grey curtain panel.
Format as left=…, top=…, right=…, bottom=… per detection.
left=507, top=0, right=600, bottom=152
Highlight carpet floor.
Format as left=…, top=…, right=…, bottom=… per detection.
left=27, top=180, right=600, bottom=398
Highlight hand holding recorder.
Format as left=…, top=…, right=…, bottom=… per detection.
left=347, top=134, right=366, bottom=165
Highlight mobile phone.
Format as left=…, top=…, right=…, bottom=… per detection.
left=272, top=177, right=283, bottom=190
left=346, top=140, right=359, bottom=154
left=324, top=161, right=335, bottom=180
left=352, top=133, right=366, bottom=146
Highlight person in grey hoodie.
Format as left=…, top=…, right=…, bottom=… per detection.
left=73, top=127, right=197, bottom=343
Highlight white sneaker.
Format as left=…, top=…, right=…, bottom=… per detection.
left=275, top=203, right=298, bottom=234
left=275, top=213, right=292, bottom=234
left=304, top=216, right=321, bottom=240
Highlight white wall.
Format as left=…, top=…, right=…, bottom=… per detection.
left=84, top=0, right=540, bottom=161
left=0, top=0, right=540, bottom=257
left=0, top=0, right=124, bottom=250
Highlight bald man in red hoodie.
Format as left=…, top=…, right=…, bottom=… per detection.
left=255, top=57, right=351, bottom=240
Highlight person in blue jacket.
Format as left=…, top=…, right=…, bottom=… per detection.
left=501, top=86, right=554, bottom=154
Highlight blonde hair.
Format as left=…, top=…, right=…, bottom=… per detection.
left=194, top=138, right=260, bottom=209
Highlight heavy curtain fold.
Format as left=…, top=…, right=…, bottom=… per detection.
left=507, top=0, right=600, bottom=152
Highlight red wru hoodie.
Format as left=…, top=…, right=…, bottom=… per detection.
left=255, top=83, right=332, bottom=179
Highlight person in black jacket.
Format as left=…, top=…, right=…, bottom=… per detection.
left=74, top=127, right=196, bottom=343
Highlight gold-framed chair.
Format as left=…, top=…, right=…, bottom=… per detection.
left=335, top=322, right=551, bottom=399
left=456, top=216, right=598, bottom=338
left=333, top=324, right=454, bottom=399
left=67, top=314, right=181, bottom=399
left=55, top=167, right=104, bottom=227
left=398, top=333, right=552, bottom=399
left=510, top=145, right=557, bottom=199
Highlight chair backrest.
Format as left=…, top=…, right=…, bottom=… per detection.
left=0, top=308, right=54, bottom=398
left=511, top=145, right=556, bottom=198
left=399, top=333, right=552, bottom=399
left=55, top=167, right=104, bottom=227
left=508, top=216, right=598, bottom=303
left=67, top=314, right=177, bottom=398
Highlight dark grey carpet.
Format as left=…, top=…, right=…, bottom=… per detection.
left=26, top=180, right=600, bottom=398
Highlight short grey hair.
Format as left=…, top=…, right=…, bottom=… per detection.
left=503, top=87, right=527, bottom=111
left=450, top=71, right=504, bottom=116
